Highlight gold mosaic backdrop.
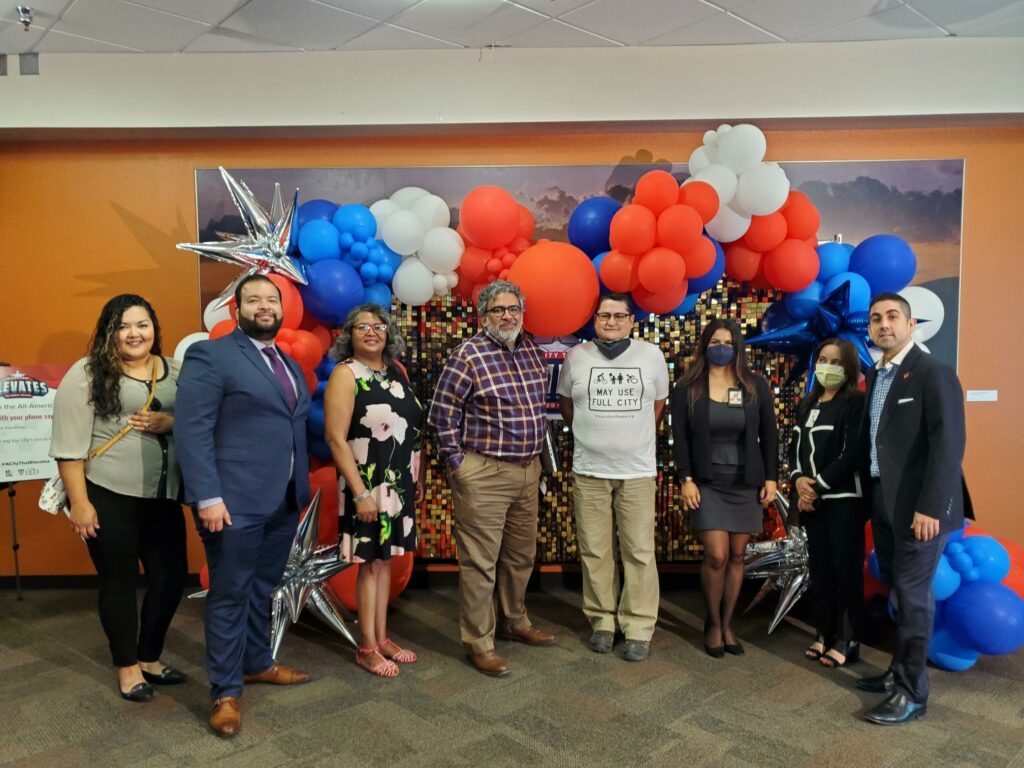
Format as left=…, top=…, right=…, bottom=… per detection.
left=399, top=283, right=804, bottom=563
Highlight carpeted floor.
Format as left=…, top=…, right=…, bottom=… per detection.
left=1, top=580, right=1022, bottom=768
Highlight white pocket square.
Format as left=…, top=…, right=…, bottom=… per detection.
left=897, top=397, right=914, bottom=404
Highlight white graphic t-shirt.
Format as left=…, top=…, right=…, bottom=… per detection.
left=556, top=339, right=669, bottom=479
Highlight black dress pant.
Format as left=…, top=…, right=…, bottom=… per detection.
left=82, top=481, right=188, bottom=667
left=803, top=497, right=866, bottom=646
left=870, top=479, right=947, bottom=704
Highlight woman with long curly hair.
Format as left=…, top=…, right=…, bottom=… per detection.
left=49, top=294, right=187, bottom=701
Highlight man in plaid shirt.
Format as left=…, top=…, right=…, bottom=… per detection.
left=428, top=279, right=557, bottom=677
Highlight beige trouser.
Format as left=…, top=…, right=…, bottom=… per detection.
left=449, top=451, right=541, bottom=655
left=573, top=473, right=659, bottom=641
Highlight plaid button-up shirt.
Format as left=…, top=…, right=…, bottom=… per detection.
left=428, top=331, right=547, bottom=472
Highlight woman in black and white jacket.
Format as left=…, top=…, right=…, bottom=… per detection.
left=789, top=338, right=867, bottom=668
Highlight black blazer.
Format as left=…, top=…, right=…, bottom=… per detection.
left=788, top=393, right=865, bottom=500
left=671, top=373, right=778, bottom=487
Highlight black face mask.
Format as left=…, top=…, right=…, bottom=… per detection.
left=594, top=338, right=631, bottom=360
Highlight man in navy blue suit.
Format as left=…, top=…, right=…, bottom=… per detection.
left=175, top=274, right=312, bottom=737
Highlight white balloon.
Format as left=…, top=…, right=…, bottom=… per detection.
left=173, top=331, right=209, bottom=361
left=389, top=186, right=429, bottom=209
left=432, top=273, right=450, bottom=296
left=369, top=199, right=399, bottom=231
left=392, top=257, right=436, bottom=306
left=445, top=272, right=459, bottom=288
left=688, top=146, right=712, bottom=175
left=702, top=130, right=718, bottom=147
left=410, top=193, right=451, bottom=230
left=717, top=124, right=767, bottom=175
left=381, top=209, right=426, bottom=256
left=418, top=227, right=464, bottom=273
left=735, top=163, right=790, bottom=216
left=203, top=298, right=232, bottom=331
left=900, top=285, right=945, bottom=343
left=704, top=204, right=751, bottom=243
left=693, top=163, right=738, bottom=206
left=716, top=123, right=733, bottom=140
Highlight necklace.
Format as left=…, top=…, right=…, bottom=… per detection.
left=357, top=358, right=388, bottom=382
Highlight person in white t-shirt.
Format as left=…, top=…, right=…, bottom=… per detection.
left=557, top=293, right=669, bottom=661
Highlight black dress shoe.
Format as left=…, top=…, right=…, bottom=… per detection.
left=142, top=666, right=186, bottom=685
left=864, top=692, right=926, bottom=725
left=119, top=682, right=154, bottom=702
left=856, top=669, right=895, bottom=694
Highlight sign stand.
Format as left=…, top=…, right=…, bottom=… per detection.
left=2, top=482, right=23, bottom=600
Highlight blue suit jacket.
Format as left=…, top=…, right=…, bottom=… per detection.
left=174, top=328, right=311, bottom=517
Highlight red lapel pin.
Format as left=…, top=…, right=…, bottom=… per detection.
left=903, top=372, right=910, bottom=380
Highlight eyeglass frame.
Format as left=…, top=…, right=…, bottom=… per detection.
left=484, top=304, right=523, bottom=318
left=353, top=322, right=388, bottom=334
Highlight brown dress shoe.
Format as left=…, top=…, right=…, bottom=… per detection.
left=468, top=650, right=510, bottom=677
left=210, top=697, right=240, bottom=737
left=243, top=662, right=311, bottom=685
left=497, top=625, right=557, bottom=647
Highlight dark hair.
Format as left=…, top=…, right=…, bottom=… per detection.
left=869, top=292, right=912, bottom=318
left=234, top=274, right=281, bottom=306
left=330, top=303, right=406, bottom=365
left=86, top=295, right=162, bottom=419
left=799, top=338, right=861, bottom=412
left=677, top=317, right=758, bottom=407
left=596, top=292, right=635, bottom=314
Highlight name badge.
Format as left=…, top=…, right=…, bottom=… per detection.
left=727, top=388, right=744, bottom=407
left=805, top=408, right=820, bottom=428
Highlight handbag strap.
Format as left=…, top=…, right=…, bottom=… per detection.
left=87, top=357, right=160, bottom=461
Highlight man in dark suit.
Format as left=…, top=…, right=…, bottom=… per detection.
left=856, top=292, right=966, bottom=725
left=175, top=274, right=312, bottom=737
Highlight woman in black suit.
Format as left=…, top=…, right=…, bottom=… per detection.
left=672, top=319, right=778, bottom=657
left=789, top=338, right=867, bottom=668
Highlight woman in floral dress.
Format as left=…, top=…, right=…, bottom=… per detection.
left=325, top=304, right=424, bottom=677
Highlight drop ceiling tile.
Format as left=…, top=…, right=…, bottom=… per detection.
left=221, top=0, right=379, bottom=50
left=339, top=22, right=461, bottom=50
left=732, top=0, right=903, bottom=41
left=316, top=0, right=424, bottom=23
left=124, top=0, right=246, bottom=25
left=509, top=0, right=599, bottom=18
left=34, top=27, right=142, bottom=51
left=800, top=4, right=945, bottom=42
left=184, top=28, right=304, bottom=52
left=51, top=0, right=209, bottom=52
left=907, top=0, right=1024, bottom=32
left=643, top=11, right=780, bottom=45
left=0, top=19, right=46, bottom=53
left=966, top=13, right=1024, bottom=34
left=390, top=0, right=546, bottom=47
left=500, top=17, right=620, bottom=46
left=561, top=0, right=718, bottom=45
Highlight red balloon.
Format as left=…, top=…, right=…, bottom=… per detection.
left=459, top=185, right=520, bottom=249
left=303, top=368, right=317, bottom=393
left=268, top=274, right=304, bottom=330
left=632, top=280, right=688, bottom=315
left=609, top=204, right=657, bottom=256
left=199, top=563, right=210, bottom=590
left=508, top=241, right=599, bottom=337
left=743, top=213, right=787, bottom=253
left=781, top=194, right=821, bottom=240
left=501, top=252, right=517, bottom=268
left=633, top=170, right=680, bottom=216
left=458, top=245, right=492, bottom=283
left=209, top=318, right=237, bottom=340
left=517, top=206, right=535, bottom=239
left=763, top=239, right=820, bottom=292
left=638, top=247, right=686, bottom=293
left=599, top=250, right=641, bottom=292
left=656, top=205, right=703, bottom=254
left=308, top=466, right=339, bottom=544
left=677, top=181, right=720, bottom=224
left=681, top=236, right=716, bottom=279
left=509, top=236, right=532, bottom=255
left=289, top=329, right=324, bottom=371
left=309, top=324, right=332, bottom=355
left=750, top=265, right=773, bottom=291
left=783, top=190, right=813, bottom=209
left=324, top=552, right=415, bottom=612
left=452, top=272, right=475, bottom=301
left=724, top=244, right=762, bottom=282
left=486, top=258, right=503, bottom=275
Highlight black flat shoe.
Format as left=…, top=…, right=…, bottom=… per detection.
left=119, top=682, right=154, bottom=702
left=724, top=641, right=745, bottom=656
left=864, top=692, right=926, bottom=725
left=142, top=666, right=186, bottom=685
left=704, top=643, right=725, bottom=658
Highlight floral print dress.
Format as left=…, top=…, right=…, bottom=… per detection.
left=339, top=358, right=423, bottom=563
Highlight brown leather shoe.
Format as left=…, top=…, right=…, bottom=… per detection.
left=210, top=697, right=240, bottom=738
left=243, top=662, right=311, bottom=685
left=497, top=625, right=557, bottom=647
left=468, top=650, right=510, bottom=677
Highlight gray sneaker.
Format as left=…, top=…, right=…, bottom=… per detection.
left=622, top=639, right=650, bottom=662
left=589, top=630, right=615, bottom=654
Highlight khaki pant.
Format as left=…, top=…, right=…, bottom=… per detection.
left=449, top=451, right=541, bottom=654
left=573, top=473, right=659, bottom=641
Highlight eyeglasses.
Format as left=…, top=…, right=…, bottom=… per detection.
left=486, top=305, right=522, bottom=317
left=354, top=323, right=388, bottom=334
left=596, top=312, right=632, bottom=322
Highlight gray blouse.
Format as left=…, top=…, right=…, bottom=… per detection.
left=49, top=356, right=181, bottom=500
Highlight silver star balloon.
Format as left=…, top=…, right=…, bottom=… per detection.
left=744, top=493, right=811, bottom=633
left=269, top=489, right=359, bottom=659
left=177, top=166, right=306, bottom=309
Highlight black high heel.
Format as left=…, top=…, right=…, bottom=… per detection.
left=805, top=635, right=827, bottom=661
left=820, top=640, right=860, bottom=668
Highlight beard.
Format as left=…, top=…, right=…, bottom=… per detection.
left=487, top=322, right=521, bottom=346
left=238, top=312, right=283, bottom=341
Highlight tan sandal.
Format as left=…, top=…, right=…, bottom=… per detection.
left=356, top=645, right=399, bottom=678
left=380, top=638, right=417, bottom=664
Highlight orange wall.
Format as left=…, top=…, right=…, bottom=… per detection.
left=2, top=123, right=1022, bottom=576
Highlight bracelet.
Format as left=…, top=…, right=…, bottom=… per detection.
left=353, top=489, right=372, bottom=503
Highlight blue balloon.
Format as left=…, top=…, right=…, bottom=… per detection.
left=816, top=242, right=851, bottom=283
left=299, top=259, right=365, bottom=326
left=339, top=232, right=355, bottom=251
left=591, top=251, right=610, bottom=293
left=568, top=196, right=622, bottom=258
left=962, top=536, right=1011, bottom=582
left=932, top=554, right=962, bottom=601
left=946, top=521, right=968, bottom=543
left=928, top=628, right=980, bottom=671
left=332, top=204, right=377, bottom=241
left=297, top=199, right=338, bottom=231
left=377, top=264, right=394, bottom=283
left=308, top=399, right=325, bottom=437
left=760, top=301, right=795, bottom=334
left=310, top=439, right=333, bottom=460
left=688, top=238, right=725, bottom=294
left=360, top=262, right=380, bottom=284
left=298, top=220, right=341, bottom=262
left=351, top=241, right=368, bottom=260
left=868, top=549, right=882, bottom=583
left=314, top=380, right=328, bottom=400
left=823, top=272, right=871, bottom=313
left=945, top=580, right=1024, bottom=655
left=670, top=293, right=700, bottom=317
left=380, top=244, right=402, bottom=273
left=849, top=234, right=917, bottom=295
left=363, top=282, right=393, bottom=309
left=783, top=281, right=822, bottom=320
left=315, top=355, right=338, bottom=381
